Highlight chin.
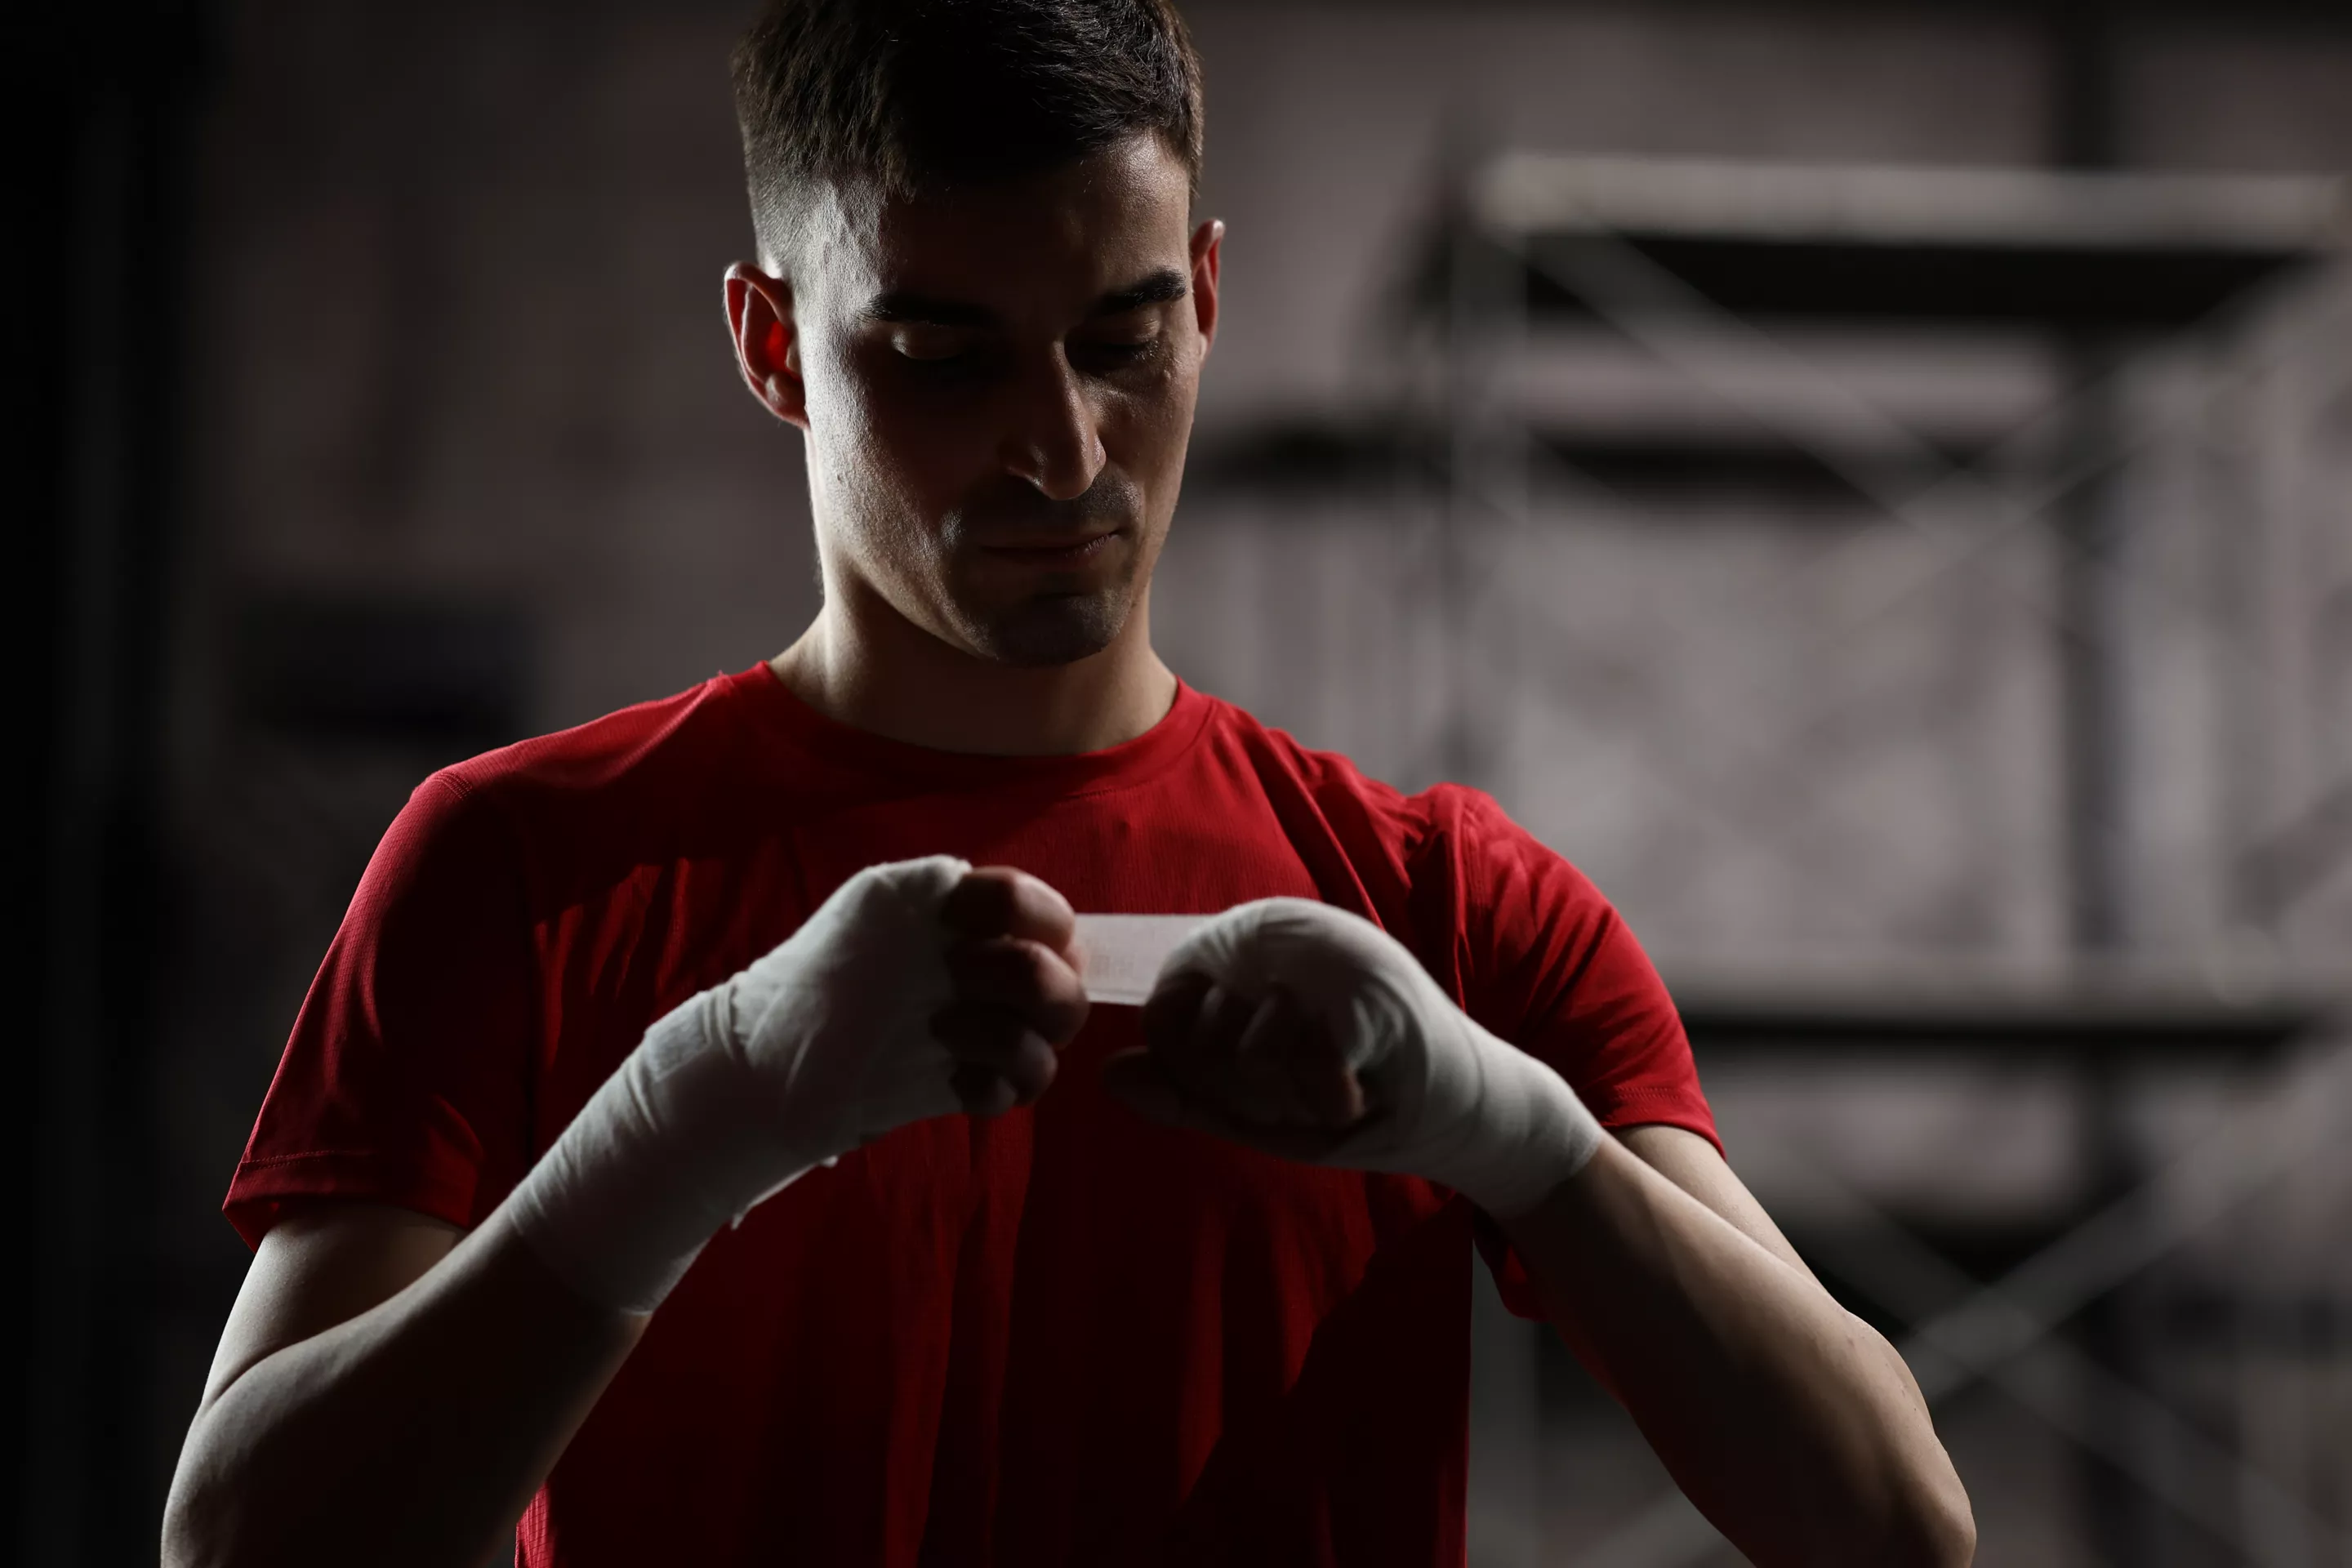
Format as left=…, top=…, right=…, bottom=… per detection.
left=962, top=591, right=1129, bottom=667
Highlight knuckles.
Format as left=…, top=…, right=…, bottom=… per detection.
left=941, top=866, right=1077, bottom=951
left=944, top=936, right=1089, bottom=1042
left=940, top=870, right=1023, bottom=938
left=1134, top=978, right=1370, bottom=1134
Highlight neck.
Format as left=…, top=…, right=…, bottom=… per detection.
left=768, top=583, right=1178, bottom=757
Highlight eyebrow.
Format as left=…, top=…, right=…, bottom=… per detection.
left=859, top=266, right=1189, bottom=328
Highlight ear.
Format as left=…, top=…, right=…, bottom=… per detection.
left=724, top=262, right=808, bottom=430
left=1188, top=218, right=1223, bottom=360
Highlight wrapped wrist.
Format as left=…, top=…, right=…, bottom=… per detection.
left=505, top=855, right=968, bottom=1316
left=1427, top=1022, right=1604, bottom=1222
left=508, top=989, right=805, bottom=1315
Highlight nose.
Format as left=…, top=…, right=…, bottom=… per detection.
left=999, top=352, right=1107, bottom=501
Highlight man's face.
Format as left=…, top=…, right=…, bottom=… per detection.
left=764, top=134, right=1219, bottom=667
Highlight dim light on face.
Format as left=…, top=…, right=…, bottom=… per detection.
left=790, top=133, right=1221, bottom=668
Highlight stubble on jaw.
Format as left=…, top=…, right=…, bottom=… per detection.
left=932, top=471, right=1162, bottom=667
left=947, top=562, right=1140, bottom=667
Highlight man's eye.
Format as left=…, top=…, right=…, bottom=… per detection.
left=893, top=332, right=973, bottom=363
left=1079, top=336, right=1160, bottom=365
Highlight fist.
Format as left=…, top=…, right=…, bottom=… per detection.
left=1098, top=911, right=1383, bottom=1162
left=936, top=867, right=1091, bottom=1116
left=1113, top=977, right=1374, bottom=1159
left=1097, top=898, right=1604, bottom=1215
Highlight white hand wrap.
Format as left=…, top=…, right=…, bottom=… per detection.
left=508, top=856, right=970, bottom=1313
left=1160, top=898, right=1605, bottom=1221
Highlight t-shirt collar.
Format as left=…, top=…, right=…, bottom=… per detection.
left=733, top=662, right=1214, bottom=798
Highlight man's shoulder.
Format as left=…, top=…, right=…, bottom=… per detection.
left=1197, top=695, right=1535, bottom=875
left=403, top=668, right=790, bottom=880
left=1205, top=697, right=1506, bottom=830
left=1199, top=695, right=1383, bottom=800
left=435, top=669, right=755, bottom=803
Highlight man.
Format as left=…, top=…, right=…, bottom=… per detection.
left=164, top=2, right=1975, bottom=1563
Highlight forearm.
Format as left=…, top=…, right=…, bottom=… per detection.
left=1107, top=898, right=1968, bottom=1557
left=1500, top=1138, right=1972, bottom=1567
left=163, top=1206, right=646, bottom=1568
left=165, top=861, right=1073, bottom=1566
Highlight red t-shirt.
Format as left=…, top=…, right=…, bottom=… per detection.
left=228, top=665, right=1717, bottom=1566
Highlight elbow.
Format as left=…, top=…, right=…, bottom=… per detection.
left=163, top=1487, right=290, bottom=1568
left=1909, top=1434, right=1977, bottom=1566
left=160, top=1482, right=223, bottom=1568
left=1807, top=1506, right=1972, bottom=1568
left=1793, top=1457, right=1973, bottom=1568
left=1882, top=1512, right=1976, bottom=1568
left=1915, top=1486, right=1977, bottom=1568
left=1867, top=1468, right=1976, bottom=1568
left=163, top=1427, right=266, bottom=1568
left=162, top=1464, right=238, bottom=1568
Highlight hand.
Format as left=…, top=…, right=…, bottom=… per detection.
left=510, top=857, right=1087, bottom=1313
left=1101, top=975, right=1372, bottom=1160
left=937, top=866, right=1091, bottom=1117
left=1098, top=898, right=1604, bottom=1220
left=724, top=860, right=1090, bottom=1160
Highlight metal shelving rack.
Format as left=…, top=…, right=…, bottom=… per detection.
left=1405, top=151, right=2348, bottom=1565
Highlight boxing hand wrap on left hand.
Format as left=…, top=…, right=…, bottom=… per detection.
left=507, top=856, right=972, bottom=1315
left=1156, top=898, right=1605, bottom=1221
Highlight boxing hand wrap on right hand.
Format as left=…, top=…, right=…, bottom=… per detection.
left=1156, top=898, right=1606, bottom=1223
left=507, top=856, right=970, bottom=1315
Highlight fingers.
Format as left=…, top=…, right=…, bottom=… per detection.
left=1135, top=975, right=1367, bottom=1134
left=1230, top=987, right=1328, bottom=1127
left=935, top=910, right=1088, bottom=1120
left=949, top=1060, right=1021, bottom=1119
left=930, top=871, right=1374, bottom=1139
left=1152, top=979, right=1254, bottom=1107
left=933, top=1000, right=1058, bottom=1111
left=945, top=935, right=1089, bottom=1045
left=1283, top=1006, right=1368, bottom=1128
left=942, top=866, right=1077, bottom=960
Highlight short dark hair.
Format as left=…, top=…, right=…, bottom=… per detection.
left=730, top=0, right=1205, bottom=273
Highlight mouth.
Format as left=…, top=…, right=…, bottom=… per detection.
left=978, top=529, right=1123, bottom=566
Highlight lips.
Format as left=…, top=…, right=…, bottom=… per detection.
left=978, top=530, right=1121, bottom=563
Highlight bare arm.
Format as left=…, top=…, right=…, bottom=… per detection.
left=166, top=864, right=1086, bottom=1567
left=1499, top=1125, right=1974, bottom=1567
left=162, top=1201, right=647, bottom=1568
left=1098, top=900, right=1974, bottom=1565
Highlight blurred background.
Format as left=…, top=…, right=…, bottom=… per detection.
left=11, top=1, right=2350, bottom=1562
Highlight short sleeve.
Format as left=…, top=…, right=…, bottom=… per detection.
left=1444, top=791, right=1722, bottom=1319
left=224, top=773, right=537, bottom=1249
